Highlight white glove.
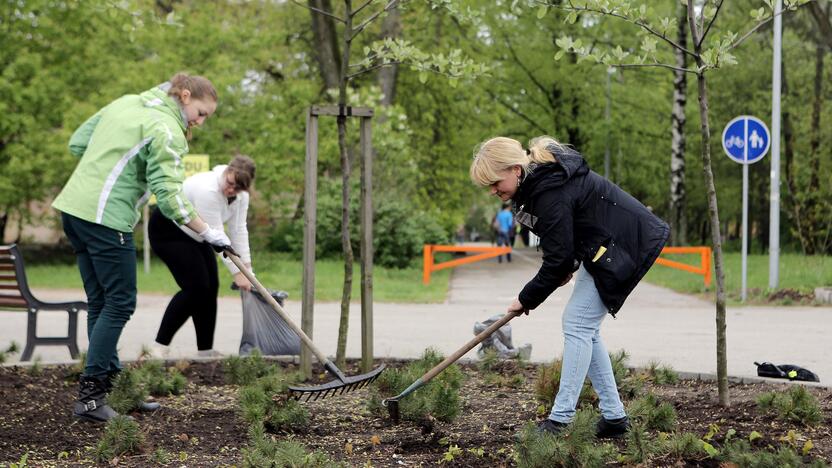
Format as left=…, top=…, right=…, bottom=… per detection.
left=199, top=226, right=231, bottom=248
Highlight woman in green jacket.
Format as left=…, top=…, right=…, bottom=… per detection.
left=53, top=73, right=230, bottom=423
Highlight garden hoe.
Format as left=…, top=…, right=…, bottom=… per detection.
left=382, top=309, right=523, bottom=423
left=224, top=250, right=385, bottom=401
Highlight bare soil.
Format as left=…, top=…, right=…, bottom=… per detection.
left=1, top=360, right=830, bottom=467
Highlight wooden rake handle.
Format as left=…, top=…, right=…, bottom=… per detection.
left=421, top=309, right=523, bottom=384
left=225, top=251, right=330, bottom=366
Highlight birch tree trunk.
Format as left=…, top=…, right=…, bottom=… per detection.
left=688, top=7, right=729, bottom=407
left=669, top=2, right=688, bottom=246
left=309, top=0, right=341, bottom=91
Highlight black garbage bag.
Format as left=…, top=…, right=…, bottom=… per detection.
left=754, top=361, right=820, bottom=382
left=237, top=287, right=300, bottom=356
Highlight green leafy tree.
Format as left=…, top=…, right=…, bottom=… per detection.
left=538, top=0, right=811, bottom=406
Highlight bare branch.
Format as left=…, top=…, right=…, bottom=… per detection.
left=615, top=62, right=698, bottom=74
left=353, top=0, right=375, bottom=16
left=350, top=0, right=399, bottom=40
left=502, top=32, right=557, bottom=110
left=553, top=1, right=698, bottom=58
left=291, top=0, right=346, bottom=24
left=485, top=90, right=549, bottom=134
left=698, top=0, right=725, bottom=47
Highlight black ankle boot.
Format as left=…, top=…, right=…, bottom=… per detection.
left=73, top=375, right=120, bottom=423
left=106, top=370, right=161, bottom=413
left=596, top=415, right=630, bottom=439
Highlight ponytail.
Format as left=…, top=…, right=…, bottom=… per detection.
left=167, top=72, right=218, bottom=102
left=527, top=136, right=562, bottom=164
left=470, top=135, right=564, bottom=186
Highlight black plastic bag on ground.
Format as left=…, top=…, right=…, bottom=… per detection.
left=238, top=287, right=299, bottom=356
left=754, top=361, right=820, bottom=382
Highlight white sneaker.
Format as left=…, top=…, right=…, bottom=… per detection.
left=196, top=349, right=223, bottom=359
left=142, top=342, right=170, bottom=360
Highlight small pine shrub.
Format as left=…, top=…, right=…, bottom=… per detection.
left=0, top=341, right=20, bottom=364
left=93, top=415, right=145, bottom=462
left=242, top=424, right=343, bottom=468
left=660, top=432, right=704, bottom=459
left=27, top=356, right=42, bottom=376
left=627, top=393, right=677, bottom=432
left=609, top=350, right=644, bottom=398
left=477, top=348, right=500, bottom=372
left=534, top=359, right=594, bottom=412
left=240, top=373, right=308, bottom=432
left=645, top=361, right=679, bottom=385
left=756, top=386, right=822, bottom=426
left=138, top=360, right=187, bottom=396
left=514, top=408, right=616, bottom=468
left=150, top=447, right=171, bottom=465
left=66, top=351, right=88, bottom=381
left=108, top=368, right=149, bottom=413
left=368, top=348, right=464, bottom=423
left=224, top=349, right=275, bottom=386
left=619, top=421, right=660, bottom=464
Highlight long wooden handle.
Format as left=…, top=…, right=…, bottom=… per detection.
left=421, top=310, right=522, bottom=383
left=226, top=252, right=330, bottom=365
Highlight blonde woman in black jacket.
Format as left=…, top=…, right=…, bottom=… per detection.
left=470, top=136, right=670, bottom=438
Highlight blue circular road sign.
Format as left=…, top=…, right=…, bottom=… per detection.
left=722, top=115, right=770, bottom=164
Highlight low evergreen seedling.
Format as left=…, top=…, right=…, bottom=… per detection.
left=138, top=359, right=187, bottom=396
left=645, top=361, right=679, bottom=384
left=241, top=423, right=343, bottom=468
left=619, top=421, right=661, bottom=464
left=239, top=372, right=308, bottom=432
left=659, top=432, right=704, bottom=459
left=514, top=408, right=616, bottom=468
left=368, top=348, right=463, bottom=422
left=0, top=341, right=19, bottom=364
left=756, top=386, right=823, bottom=426
left=534, top=359, right=594, bottom=411
left=108, top=368, right=149, bottom=413
left=224, top=349, right=275, bottom=386
left=627, top=393, right=677, bottom=432
left=150, top=447, right=171, bottom=465
left=93, top=415, right=145, bottom=462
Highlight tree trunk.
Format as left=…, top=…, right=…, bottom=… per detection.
left=309, top=0, right=342, bottom=91
left=378, top=4, right=401, bottom=107
left=808, top=1, right=832, bottom=50
left=335, top=0, right=354, bottom=369
left=669, top=3, right=688, bottom=246
left=689, top=8, right=729, bottom=407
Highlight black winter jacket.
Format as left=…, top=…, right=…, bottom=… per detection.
left=514, top=146, right=670, bottom=316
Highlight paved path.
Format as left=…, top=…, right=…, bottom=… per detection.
left=2, top=247, right=830, bottom=382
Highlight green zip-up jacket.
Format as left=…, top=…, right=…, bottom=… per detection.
left=53, top=85, right=198, bottom=233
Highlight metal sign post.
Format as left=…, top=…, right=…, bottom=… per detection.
left=722, top=116, right=771, bottom=302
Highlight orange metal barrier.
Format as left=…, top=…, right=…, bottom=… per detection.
left=655, top=246, right=712, bottom=287
left=423, top=244, right=512, bottom=284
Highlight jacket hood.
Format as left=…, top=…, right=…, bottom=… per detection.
left=139, top=84, right=187, bottom=132
left=514, top=145, right=589, bottom=204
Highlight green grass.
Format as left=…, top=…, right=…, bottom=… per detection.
left=645, top=252, right=832, bottom=304
left=24, top=251, right=451, bottom=303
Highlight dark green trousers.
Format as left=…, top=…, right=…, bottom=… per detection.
left=61, top=212, right=136, bottom=378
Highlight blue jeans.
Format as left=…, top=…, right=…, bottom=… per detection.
left=549, top=266, right=626, bottom=423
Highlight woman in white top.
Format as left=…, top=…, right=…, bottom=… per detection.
left=148, top=155, right=256, bottom=357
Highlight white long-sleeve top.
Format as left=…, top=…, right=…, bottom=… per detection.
left=178, top=165, right=252, bottom=275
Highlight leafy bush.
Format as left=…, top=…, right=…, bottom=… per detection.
left=756, top=386, right=823, bottom=426
left=242, top=424, right=344, bottom=468
left=93, top=415, right=145, bottom=462
left=368, top=348, right=463, bottom=422
left=627, top=393, right=677, bottom=432
left=239, top=373, right=307, bottom=432
left=514, top=408, right=617, bottom=468
left=267, top=183, right=448, bottom=268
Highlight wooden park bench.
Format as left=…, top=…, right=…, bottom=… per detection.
left=0, top=244, right=86, bottom=361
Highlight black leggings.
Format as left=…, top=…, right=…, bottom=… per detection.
left=148, top=208, right=219, bottom=350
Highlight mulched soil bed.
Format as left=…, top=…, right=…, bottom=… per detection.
left=1, top=359, right=830, bottom=467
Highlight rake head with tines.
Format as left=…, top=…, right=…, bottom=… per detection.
left=288, top=361, right=386, bottom=401
left=223, top=249, right=387, bottom=402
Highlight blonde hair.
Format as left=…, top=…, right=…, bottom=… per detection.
left=469, top=136, right=564, bottom=186
left=167, top=72, right=218, bottom=102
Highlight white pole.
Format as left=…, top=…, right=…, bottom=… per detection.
left=769, top=0, right=782, bottom=289
left=742, top=119, right=748, bottom=302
